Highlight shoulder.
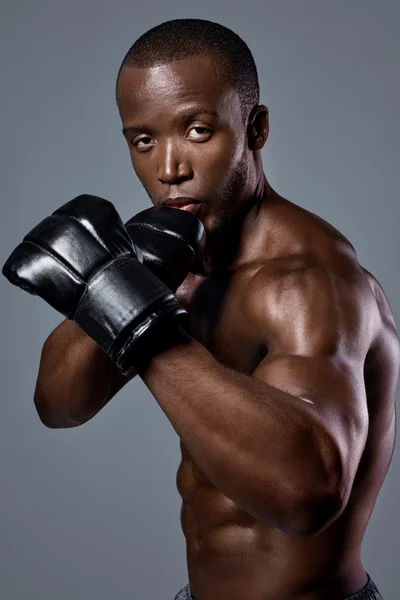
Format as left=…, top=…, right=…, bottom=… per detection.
left=244, top=196, right=373, bottom=326
left=358, top=266, right=400, bottom=378
left=244, top=243, right=371, bottom=311
left=241, top=249, right=378, bottom=360
left=242, top=196, right=398, bottom=360
left=360, top=266, right=399, bottom=330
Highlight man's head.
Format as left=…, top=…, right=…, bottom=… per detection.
left=116, top=19, right=268, bottom=237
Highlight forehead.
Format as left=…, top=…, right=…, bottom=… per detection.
left=117, top=54, right=241, bottom=121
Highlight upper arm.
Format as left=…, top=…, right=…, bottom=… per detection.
left=245, top=263, right=373, bottom=508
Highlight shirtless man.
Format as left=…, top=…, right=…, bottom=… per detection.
left=3, top=19, right=399, bottom=600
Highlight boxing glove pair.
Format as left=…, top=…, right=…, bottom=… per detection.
left=2, top=194, right=206, bottom=375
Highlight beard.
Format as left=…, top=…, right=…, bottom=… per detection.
left=203, top=145, right=254, bottom=270
left=207, top=144, right=249, bottom=235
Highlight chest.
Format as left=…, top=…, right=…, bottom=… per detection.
left=176, top=270, right=267, bottom=375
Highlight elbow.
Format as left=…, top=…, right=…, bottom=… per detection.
left=291, top=435, right=348, bottom=539
left=33, top=391, right=81, bottom=429
left=287, top=487, right=344, bottom=540
left=34, top=399, right=61, bottom=428
left=35, top=409, right=83, bottom=429
left=34, top=391, right=55, bottom=428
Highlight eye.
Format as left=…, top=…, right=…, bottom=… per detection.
left=187, top=126, right=212, bottom=141
left=132, top=136, right=154, bottom=151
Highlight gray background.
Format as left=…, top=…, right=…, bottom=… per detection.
left=1, top=1, right=399, bottom=598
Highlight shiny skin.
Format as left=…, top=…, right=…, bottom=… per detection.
left=34, top=53, right=399, bottom=600
left=116, top=53, right=267, bottom=257
left=173, top=196, right=398, bottom=599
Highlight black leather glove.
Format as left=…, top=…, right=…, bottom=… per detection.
left=2, top=194, right=197, bottom=375
left=125, top=205, right=207, bottom=292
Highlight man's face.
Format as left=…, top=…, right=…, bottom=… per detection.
left=117, top=54, right=252, bottom=234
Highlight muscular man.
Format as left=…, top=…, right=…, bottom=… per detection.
left=7, top=19, right=400, bottom=600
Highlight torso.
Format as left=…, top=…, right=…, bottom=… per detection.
left=174, top=197, right=398, bottom=600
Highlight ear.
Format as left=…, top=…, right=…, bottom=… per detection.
left=247, top=105, right=269, bottom=151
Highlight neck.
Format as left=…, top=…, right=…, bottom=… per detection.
left=203, top=172, right=275, bottom=273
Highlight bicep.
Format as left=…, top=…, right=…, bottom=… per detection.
left=253, top=351, right=369, bottom=507
left=246, top=264, right=372, bottom=501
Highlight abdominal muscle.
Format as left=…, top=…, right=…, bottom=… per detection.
left=176, top=442, right=369, bottom=600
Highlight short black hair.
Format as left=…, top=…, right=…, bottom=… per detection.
left=115, top=18, right=260, bottom=123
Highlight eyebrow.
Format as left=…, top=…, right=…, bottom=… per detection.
left=122, top=108, right=218, bottom=136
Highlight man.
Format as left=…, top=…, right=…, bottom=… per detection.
left=4, top=19, right=399, bottom=600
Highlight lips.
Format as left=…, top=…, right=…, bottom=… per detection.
left=162, top=197, right=202, bottom=207
left=160, top=197, right=203, bottom=213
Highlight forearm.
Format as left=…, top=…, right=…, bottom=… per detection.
left=34, top=320, right=131, bottom=428
left=139, top=327, right=335, bottom=537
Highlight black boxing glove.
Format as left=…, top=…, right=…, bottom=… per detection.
left=2, top=194, right=189, bottom=375
left=125, top=205, right=207, bottom=292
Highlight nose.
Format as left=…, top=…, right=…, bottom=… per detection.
left=157, top=140, right=193, bottom=185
